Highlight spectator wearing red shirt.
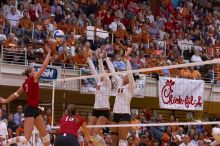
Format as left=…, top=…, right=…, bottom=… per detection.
left=129, top=2, right=142, bottom=16
left=28, top=4, right=37, bottom=21
left=54, top=104, right=84, bottom=146
left=164, top=18, right=173, bottom=34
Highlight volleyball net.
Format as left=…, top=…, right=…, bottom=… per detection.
left=51, top=58, right=220, bottom=129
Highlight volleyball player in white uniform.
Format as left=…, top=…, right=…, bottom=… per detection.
left=87, top=49, right=111, bottom=138
left=105, top=48, right=135, bottom=146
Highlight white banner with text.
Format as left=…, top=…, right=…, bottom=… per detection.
left=159, top=77, right=204, bottom=110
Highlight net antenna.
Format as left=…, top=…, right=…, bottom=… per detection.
left=62, top=60, right=66, bottom=113
left=52, top=81, right=55, bottom=127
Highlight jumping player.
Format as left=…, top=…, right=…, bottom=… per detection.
left=87, top=49, right=111, bottom=138
left=0, top=45, right=51, bottom=146
left=54, top=104, right=84, bottom=146
left=105, top=48, right=135, bottom=146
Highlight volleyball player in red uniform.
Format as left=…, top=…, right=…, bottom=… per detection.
left=0, top=45, right=51, bottom=146
left=54, top=104, right=84, bottom=146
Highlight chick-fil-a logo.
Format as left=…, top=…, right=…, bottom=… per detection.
left=161, top=80, right=202, bottom=108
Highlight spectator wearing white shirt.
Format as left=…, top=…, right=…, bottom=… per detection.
left=190, top=133, right=199, bottom=146
left=179, top=135, right=194, bottom=146
left=146, top=10, right=154, bottom=23
left=109, top=17, right=125, bottom=33
left=159, top=25, right=167, bottom=40
left=177, top=35, right=185, bottom=50
left=159, top=14, right=167, bottom=23
left=50, top=0, right=63, bottom=23
left=20, top=0, right=31, bottom=10
left=185, top=36, right=194, bottom=50
left=14, top=105, right=24, bottom=127
left=193, top=41, right=203, bottom=52
left=132, top=21, right=142, bottom=35
left=6, top=7, right=20, bottom=29
left=176, top=127, right=184, bottom=143
left=191, top=51, right=202, bottom=62
left=3, top=0, right=13, bottom=17
left=0, top=108, right=8, bottom=145
left=17, top=3, right=25, bottom=18
left=1, top=105, right=8, bottom=120
left=32, top=0, right=42, bottom=15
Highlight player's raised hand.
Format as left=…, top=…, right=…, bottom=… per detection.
left=103, top=45, right=107, bottom=58
left=125, top=47, right=132, bottom=59
left=45, top=43, right=51, bottom=55
left=96, top=49, right=101, bottom=59
left=0, top=97, right=7, bottom=104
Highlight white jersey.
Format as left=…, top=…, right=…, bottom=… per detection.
left=179, top=143, right=194, bottom=146
left=94, top=80, right=111, bottom=109
left=87, top=58, right=111, bottom=109
left=113, top=77, right=133, bottom=114
left=106, top=58, right=135, bottom=114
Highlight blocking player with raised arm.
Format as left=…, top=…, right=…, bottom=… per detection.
left=0, top=45, right=51, bottom=146
left=105, top=48, right=136, bottom=146
left=87, top=48, right=112, bottom=138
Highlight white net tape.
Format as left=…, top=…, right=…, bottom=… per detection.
left=50, top=121, right=220, bottom=129
left=55, top=58, right=220, bottom=82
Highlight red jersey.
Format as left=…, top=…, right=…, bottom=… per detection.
left=103, top=15, right=114, bottom=25
left=29, top=10, right=36, bottom=21
left=22, top=76, right=40, bottom=107
left=59, top=114, right=84, bottom=137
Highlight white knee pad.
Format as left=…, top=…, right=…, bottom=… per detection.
left=18, top=136, right=28, bottom=144
left=118, top=140, right=127, bottom=146
left=94, top=135, right=107, bottom=146
left=7, top=136, right=28, bottom=144
left=41, top=134, right=50, bottom=144
left=211, top=140, right=220, bottom=146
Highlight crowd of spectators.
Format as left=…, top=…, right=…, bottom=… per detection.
left=0, top=105, right=218, bottom=146
left=0, top=0, right=220, bottom=145
left=0, top=0, right=220, bottom=82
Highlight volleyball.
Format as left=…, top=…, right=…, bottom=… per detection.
left=212, top=127, right=220, bottom=142
left=53, top=30, right=65, bottom=42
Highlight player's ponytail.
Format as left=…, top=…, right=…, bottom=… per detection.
left=67, top=104, right=77, bottom=117
left=22, top=67, right=33, bottom=78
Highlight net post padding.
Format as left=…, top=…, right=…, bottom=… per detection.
left=52, top=81, right=56, bottom=127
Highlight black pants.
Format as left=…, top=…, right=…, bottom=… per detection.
left=112, top=113, right=131, bottom=123
left=24, top=105, right=40, bottom=118
left=54, top=134, right=79, bottom=146
left=92, top=109, right=110, bottom=119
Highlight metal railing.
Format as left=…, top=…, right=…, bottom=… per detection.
left=0, top=45, right=219, bottom=85
left=1, top=47, right=27, bottom=65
